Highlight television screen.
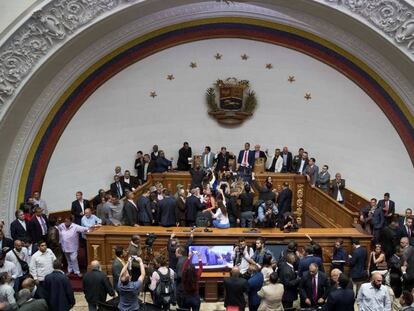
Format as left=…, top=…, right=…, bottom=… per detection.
left=188, top=245, right=234, bottom=270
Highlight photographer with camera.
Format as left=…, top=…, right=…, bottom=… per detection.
left=232, top=237, right=254, bottom=277
left=256, top=200, right=278, bottom=228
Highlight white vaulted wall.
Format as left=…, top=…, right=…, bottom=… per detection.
left=41, top=38, right=414, bottom=212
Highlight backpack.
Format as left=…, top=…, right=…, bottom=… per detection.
left=154, top=269, right=174, bottom=307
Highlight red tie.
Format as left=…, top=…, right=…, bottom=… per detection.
left=312, top=276, right=317, bottom=302
left=243, top=151, right=248, bottom=166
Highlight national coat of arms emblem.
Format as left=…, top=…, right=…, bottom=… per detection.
left=206, top=77, right=257, bottom=125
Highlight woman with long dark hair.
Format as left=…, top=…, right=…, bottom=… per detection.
left=181, top=251, right=203, bottom=311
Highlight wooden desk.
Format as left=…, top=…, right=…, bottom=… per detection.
left=86, top=226, right=371, bottom=274
left=201, top=271, right=229, bottom=301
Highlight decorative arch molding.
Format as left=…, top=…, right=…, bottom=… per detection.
left=0, top=1, right=413, bottom=225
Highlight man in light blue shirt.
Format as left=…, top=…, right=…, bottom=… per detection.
left=81, top=208, right=102, bottom=238
left=357, top=272, right=391, bottom=311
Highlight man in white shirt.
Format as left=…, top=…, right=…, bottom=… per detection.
left=201, top=146, right=215, bottom=170
left=5, top=239, right=28, bottom=290
left=0, top=253, right=18, bottom=288
left=232, top=238, right=254, bottom=276
left=29, top=241, right=56, bottom=283
left=357, top=272, right=391, bottom=311
left=266, top=148, right=283, bottom=173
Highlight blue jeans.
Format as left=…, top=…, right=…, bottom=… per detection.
left=240, top=211, right=254, bottom=228
left=213, top=219, right=230, bottom=228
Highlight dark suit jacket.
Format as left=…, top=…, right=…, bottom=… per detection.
left=177, top=147, right=192, bottom=171
left=349, top=246, right=368, bottom=280
left=120, top=176, right=138, bottom=190
left=277, top=188, right=292, bottom=215
left=372, top=207, right=385, bottom=230
left=330, top=179, right=345, bottom=202
left=215, top=152, right=234, bottom=172
left=223, top=276, right=248, bottom=309
left=298, top=255, right=324, bottom=277
left=0, top=237, right=13, bottom=251
left=299, top=271, right=329, bottom=306
left=10, top=219, right=28, bottom=241
left=44, top=270, right=75, bottom=311
left=18, top=298, right=48, bottom=311
left=248, top=272, right=264, bottom=307
left=279, top=262, right=300, bottom=302
left=71, top=199, right=90, bottom=225
left=122, top=200, right=139, bottom=226
left=82, top=269, right=114, bottom=304
left=137, top=162, right=153, bottom=183
left=185, top=195, right=205, bottom=222
left=28, top=215, right=49, bottom=243
left=323, top=287, right=355, bottom=311
left=190, top=168, right=206, bottom=189
left=237, top=150, right=255, bottom=168
left=137, top=195, right=153, bottom=224
left=112, top=258, right=123, bottom=292
left=110, top=181, right=128, bottom=199
left=157, top=196, right=177, bottom=227
left=154, top=157, right=172, bottom=173
left=377, top=199, right=395, bottom=219
left=281, top=151, right=293, bottom=172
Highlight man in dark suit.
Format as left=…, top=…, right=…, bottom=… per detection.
left=215, top=147, right=235, bottom=172
left=110, top=175, right=127, bottom=199
left=112, top=246, right=127, bottom=293
left=399, top=208, right=413, bottom=228
left=253, top=144, right=267, bottom=161
left=185, top=188, right=205, bottom=227
left=189, top=165, right=206, bottom=189
left=372, top=202, right=385, bottom=243
left=299, top=263, right=329, bottom=308
left=281, top=146, right=293, bottom=172
left=251, top=173, right=276, bottom=203
left=150, top=144, right=159, bottom=162
left=237, top=142, right=255, bottom=182
left=377, top=192, right=396, bottom=225
left=223, top=266, right=248, bottom=311
left=82, top=260, right=115, bottom=311
left=0, top=230, right=13, bottom=252
left=137, top=190, right=153, bottom=225
left=401, top=216, right=413, bottom=244
left=44, top=260, right=75, bottom=311
left=348, top=238, right=367, bottom=295
left=177, top=142, right=192, bottom=171
left=71, top=191, right=90, bottom=225
left=294, top=150, right=309, bottom=174
left=157, top=189, right=177, bottom=227
left=330, top=173, right=345, bottom=203
left=137, top=154, right=153, bottom=184
left=10, top=210, right=29, bottom=241
left=279, top=253, right=300, bottom=310
left=298, top=245, right=324, bottom=277
left=305, top=157, right=319, bottom=186
left=28, top=206, right=49, bottom=244
left=247, top=264, right=264, bottom=311
left=277, top=182, right=292, bottom=223
left=120, top=170, right=137, bottom=191
left=122, top=191, right=139, bottom=226
left=16, top=289, right=48, bottom=311
left=323, top=274, right=355, bottom=311
left=154, top=150, right=172, bottom=173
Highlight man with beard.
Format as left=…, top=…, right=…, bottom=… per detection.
left=357, top=272, right=391, bottom=310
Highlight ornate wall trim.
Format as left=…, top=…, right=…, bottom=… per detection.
left=322, top=0, right=414, bottom=55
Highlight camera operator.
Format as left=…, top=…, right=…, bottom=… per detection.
left=167, top=232, right=194, bottom=271
left=232, top=237, right=254, bottom=277
left=256, top=200, right=278, bottom=228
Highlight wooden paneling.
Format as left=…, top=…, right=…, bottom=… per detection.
left=304, top=183, right=359, bottom=228
left=343, top=187, right=370, bottom=214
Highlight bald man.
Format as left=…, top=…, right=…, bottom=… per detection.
left=223, top=266, right=248, bottom=310
left=82, top=260, right=115, bottom=311
left=357, top=273, right=391, bottom=311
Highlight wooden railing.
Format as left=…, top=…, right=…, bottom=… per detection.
left=343, top=187, right=370, bottom=214
left=303, top=183, right=359, bottom=228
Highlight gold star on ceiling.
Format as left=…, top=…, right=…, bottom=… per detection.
left=166, top=74, right=175, bottom=80
left=241, top=53, right=249, bottom=60
left=149, top=91, right=157, bottom=98
left=304, top=92, right=312, bottom=100
left=288, top=76, right=296, bottom=83
left=265, top=63, right=273, bottom=69
left=190, top=62, right=197, bottom=68
left=214, top=53, right=222, bottom=60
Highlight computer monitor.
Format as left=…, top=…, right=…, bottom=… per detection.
left=188, top=245, right=234, bottom=270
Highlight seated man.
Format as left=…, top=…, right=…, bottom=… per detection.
left=256, top=200, right=278, bottom=228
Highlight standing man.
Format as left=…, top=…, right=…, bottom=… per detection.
left=71, top=191, right=90, bottom=225
left=253, top=144, right=267, bottom=161
left=154, top=150, right=172, bottom=173
left=82, top=260, right=115, bottom=311
left=348, top=238, right=368, bottom=295
left=215, top=147, right=235, bottom=172
left=185, top=188, right=205, bottom=227
left=122, top=191, right=139, bottom=227
left=305, top=157, right=319, bottom=187
left=32, top=191, right=48, bottom=216
left=377, top=192, right=395, bottom=226
left=316, top=165, right=331, bottom=192
left=57, top=217, right=90, bottom=277
left=44, top=260, right=75, bottom=311
left=137, top=154, right=153, bottom=184
left=247, top=264, right=264, bottom=311
left=330, top=173, right=345, bottom=203
left=5, top=239, right=29, bottom=291
left=281, top=146, right=293, bottom=173
left=29, top=241, right=56, bottom=295
left=323, top=274, right=355, bottom=311
left=201, top=146, right=215, bottom=170
left=295, top=150, right=309, bottom=175
left=223, top=267, right=248, bottom=311
left=29, top=206, right=48, bottom=244
left=277, top=182, right=292, bottom=222
left=279, top=253, right=300, bottom=310
left=237, top=142, right=254, bottom=182
left=157, top=189, right=177, bottom=227
left=137, top=189, right=153, bottom=226
left=266, top=148, right=283, bottom=173
left=232, top=237, right=254, bottom=277
left=177, top=142, right=192, bottom=171
left=357, top=272, right=391, bottom=311
left=118, top=255, right=146, bottom=311
left=110, top=175, right=126, bottom=199
left=250, top=238, right=274, bottom=269
left=10, top=210, right=29, bottom=242
left=112, top=246, right=127, bottom=294
left=299, top=263, right=329, bottom=308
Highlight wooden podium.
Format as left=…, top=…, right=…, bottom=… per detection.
left=254, top=157, right=265, bottom=173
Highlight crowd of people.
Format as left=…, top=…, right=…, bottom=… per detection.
left=0, top=142, right=410, bottom=310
